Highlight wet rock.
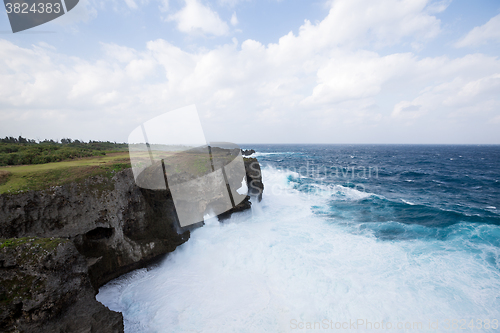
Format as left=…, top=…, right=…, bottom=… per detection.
left=241, top=149, right=255, bottom=156
left=218, top=157, right=264, bottom=220
left=244, top=157, right=264, bottom=202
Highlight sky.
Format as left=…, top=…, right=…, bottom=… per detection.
left=1, top=0, right=500, bottom=144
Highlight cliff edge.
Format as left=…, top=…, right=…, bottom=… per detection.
left=0, top=156, right=264, bottom=332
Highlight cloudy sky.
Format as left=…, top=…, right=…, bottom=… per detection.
left=1, top=0, right=500, bottom=144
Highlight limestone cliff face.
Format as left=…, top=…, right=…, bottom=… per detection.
left=0, top=168, right=189, bottom=291
left=0, top=237, right=123, bottom=333
left=244, top=157, right=264, bottom=201
left=219, top=157, right=264, bottom=220
left=0, top=157, right=264, bottom=332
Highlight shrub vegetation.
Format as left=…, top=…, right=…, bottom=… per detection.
left=0, top=136, right=128, bottom=166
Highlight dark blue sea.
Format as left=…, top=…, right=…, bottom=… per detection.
left=98, top=145, right=500, bottom=332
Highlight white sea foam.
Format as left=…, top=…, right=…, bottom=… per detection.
left=97, top=167, right=500, bottom=333
left=264, top=165, right=371, bottom=202
left=247, top=152, right=295, bottom=158
left=402, top=199, right=415, bottom=205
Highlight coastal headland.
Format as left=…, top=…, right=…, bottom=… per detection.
left=0, top=146, right=263, bottom=332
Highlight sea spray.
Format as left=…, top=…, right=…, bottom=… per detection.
left=98, top=164, right=500, bottom=332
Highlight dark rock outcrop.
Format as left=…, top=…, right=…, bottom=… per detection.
left=0, top=237, right=123, bottom=332
left=244, top=157, right=264, bottom=201
left=217, top=195, right=252, bottom=221
left=241, top=149, right=255, bottom=156
left=0, top=169, right=189, bottom=291
left=219, top=157, right=264, bottom=220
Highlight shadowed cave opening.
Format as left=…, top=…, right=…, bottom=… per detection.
left=86, top=227, right=114, bottom=240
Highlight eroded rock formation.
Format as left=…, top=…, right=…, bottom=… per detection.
left=0, top=157, right=264, bottom=332
left=0, top=237, right=123, bottom=332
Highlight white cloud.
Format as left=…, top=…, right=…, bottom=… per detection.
left=298, top=0, right=443, bottom=49
left=302, top=51, right=416, bottom=106
left=218, top=0, right=249, bottom=8
left=455, top=14, right=500, bottom=48
left=230, top=12, right=238, bottom=26
left=392, top=60, right=500, bottom=121
left=52, top=0, right=98, bottom=26
left=118, top=0, right=151, bottom=10
left=124, top=0, right=138, bottom=9
left=158, top=0, right=169, bottom=12
left=424, top=0, right=451, bottom=14
left=1, top=0, right=499, bottom=143
left=168, top=0, right=229, bottom=36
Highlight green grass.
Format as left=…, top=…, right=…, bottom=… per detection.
left=0, top=152, right=131, bottom=194
left=162, top=151, right=235, bottom=178
left=0, top=170, right=11, bottom=185
left=0, top=237, right=67, bottom=251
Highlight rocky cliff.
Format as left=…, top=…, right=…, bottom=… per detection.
left=0, top=168, right=190, bottom=292
left=0, top=237, right=123, bottom=332
left=0, top=157, right=264, bottom=332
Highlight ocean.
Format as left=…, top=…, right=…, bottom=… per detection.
left=97, top=144, right=500, bottom=332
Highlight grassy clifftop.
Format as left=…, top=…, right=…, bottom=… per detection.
left=0, top=152, right=131, bottom=194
